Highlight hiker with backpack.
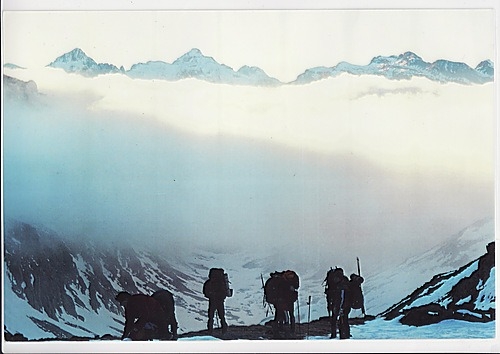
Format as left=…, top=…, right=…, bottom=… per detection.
left=264, top=270, right=300, bottom=338
left=202, top=268, right=233, bottom=334
left=151, top=289, right=179, bottom=340
left=324, top=267, right=351, bottom=339
left=115, top=291, right=170, bottom=341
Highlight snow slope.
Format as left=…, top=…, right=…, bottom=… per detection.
left=364, top=217, right=495, bottom=315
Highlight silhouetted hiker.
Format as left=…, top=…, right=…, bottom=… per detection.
left=349, top=273, right=365, bottom=316
left=324, top=267, right=351, bottom=339
left=115, top=291, right=169, bottom=340
left=202, top=268, right=233, bottom=334
left=264, top=270, right=299, bottom=338
left=151, top=289, right=178, bottom=340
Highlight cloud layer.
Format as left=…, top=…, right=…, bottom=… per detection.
left=3, top=69, right=495, bottom=269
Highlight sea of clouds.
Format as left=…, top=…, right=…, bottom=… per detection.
left=3, top=67, right=495, bottom=270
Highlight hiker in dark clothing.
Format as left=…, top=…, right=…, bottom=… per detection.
left=115, top=291, right=170, bottom=340
left=151, top=289, right=179, bottom=340
left=264, top=270, right=299, bottom=338
left=325, top=268, right=351, bottom=339
left=203, top=268, right=231, bottom=334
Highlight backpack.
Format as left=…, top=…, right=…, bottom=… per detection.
left=324, top=267, right=352, bottom=312
left=282, top=270, right=300, bottom=290
left=348, top=273, right=365, bottom=310
left=264, top=270, right=299, bottom=305
left=151, top=289, right=175, bottom=318
left=204, top=268, right=233, bottom=298
left=325, top=267, right=344, bottom=293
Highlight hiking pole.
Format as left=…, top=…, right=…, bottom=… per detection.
left=307, top=296, right=311, bottom=339
left=296, top=297, right=301, bottom=337
left=357, top=257, right=367, bottom=317
left=260, top=273, right=266, bottom=308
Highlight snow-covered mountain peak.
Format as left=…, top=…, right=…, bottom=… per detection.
left=476, top=59, right=494, bottom=76
left=185, top=48, right=204, bottom=57
left=173, top=48, right=215, bottom=65
left=398, top=51, right=424, bottom=63
left=47, top=48, right=120, bottom=77
left=50, top=48, right=96, bottom=65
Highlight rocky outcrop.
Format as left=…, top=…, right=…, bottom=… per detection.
left=381, top=242, right=495, bottom=326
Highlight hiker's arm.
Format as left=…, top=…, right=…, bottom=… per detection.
left=122, top=310, right=134, bottom=339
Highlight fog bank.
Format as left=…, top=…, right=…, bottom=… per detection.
left=2, top=69, right=495, bottom=268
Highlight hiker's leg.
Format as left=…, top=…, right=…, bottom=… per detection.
left=330, top=313, right=338, bottom=338
left=289, top=309, right=296, bottom=333
left=272, top=306, right=281, bottom=338
left=166, top=315, right=178, bottom=340
left=339, top=314, right=350, bottom=339
left=218, top=301, right=228, bottom=333
left=207, top=301, right=215, bottom=332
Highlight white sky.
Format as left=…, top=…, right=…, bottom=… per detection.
left=1, top=3, right=497, bottom=82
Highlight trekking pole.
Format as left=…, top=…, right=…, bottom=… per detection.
left=296, top=297, right=301, bottom=336
left=307, top=296, right=311, bottom=339
left=357, top=257, right=367, bottom=317
left=260, top=273, right=266, bottom=308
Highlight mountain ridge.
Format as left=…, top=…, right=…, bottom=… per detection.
left=44, top=47, right=494, bottom=86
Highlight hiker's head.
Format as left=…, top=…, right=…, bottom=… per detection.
left=115, top=291, right=132, bottom=306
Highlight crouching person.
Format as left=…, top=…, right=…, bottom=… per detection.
left=152, top=289, right=179, bottom=340
left=115, top=291, right=170, bottom=341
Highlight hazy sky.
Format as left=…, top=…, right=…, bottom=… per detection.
left=2, top=7, right=496, bottom=82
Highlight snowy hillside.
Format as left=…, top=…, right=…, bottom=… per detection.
left=364, top=217, right=495, bottom=315
left=381, top=241, right=495, bottom=326
left=45, top=48, right=494, bottom=85
left=2, top=217, right=343, bottom=339
left=3, top=216, right=495, bottom=340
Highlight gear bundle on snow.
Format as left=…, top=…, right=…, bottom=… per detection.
left=203, top=268, right=233, bottom=299
left=264, top=270, right=299, bottom=305
left=348, top=273, right=365, bottom=311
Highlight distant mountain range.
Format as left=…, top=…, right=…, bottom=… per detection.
left=37, top=48, right=494, bottom=86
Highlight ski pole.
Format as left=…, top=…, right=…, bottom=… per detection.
left=296, top=297, right=301, bottom=336
left=357, top=257, right=367, bottom=317
left=307, top=295, right=311, bottom=339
